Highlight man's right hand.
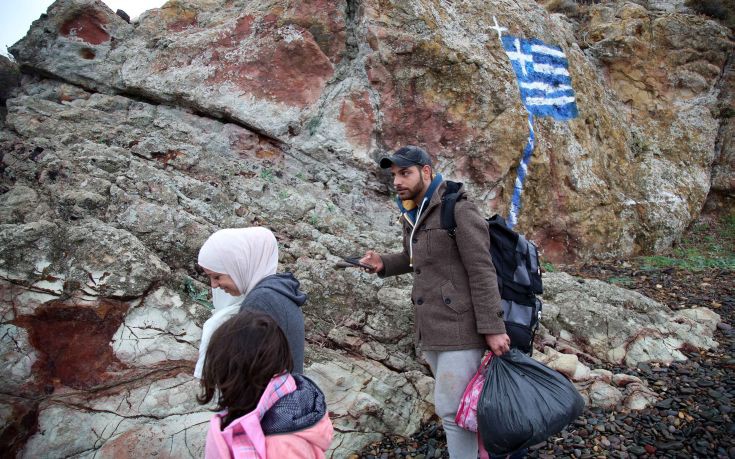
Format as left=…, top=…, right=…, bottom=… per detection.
left=360, top=250, right=384, bottom=274
left=485, top=333, right=511, bottom=356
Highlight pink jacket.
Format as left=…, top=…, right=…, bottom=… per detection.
left=263, top=414, right=333, bottom=458
left=205, top=374, right=333, bottom=459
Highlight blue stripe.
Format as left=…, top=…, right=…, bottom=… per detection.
left=508, top=114, right=535, bottom=228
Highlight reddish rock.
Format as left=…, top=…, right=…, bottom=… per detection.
left=285, top=0, right=347, bottom=63
left=15, top=300, right=130, bottom=390
left=255, top=142, right=284, bottom=161
left=59, top=10, right=110, bottom=45
left=533, top=223, right=580, bottom=264
left=364, top=30, right=500, bottom=177
left=339, top=90, right=376, bottom=149
left=151, top=149, right=185, bottom=169
left=206, top=17, right=333, bottom=107
left=166, top=8, right=198, bottom=32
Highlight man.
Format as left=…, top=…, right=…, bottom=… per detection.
left=360, top=145, right=510, bottom=459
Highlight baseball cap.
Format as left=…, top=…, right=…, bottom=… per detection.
left=379, top=146, right=433, bottom=169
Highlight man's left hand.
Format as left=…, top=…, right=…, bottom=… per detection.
left=485, top=333, right=511, bottom=356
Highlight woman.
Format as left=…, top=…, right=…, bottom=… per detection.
left=194, top=227, right=306, bottom=378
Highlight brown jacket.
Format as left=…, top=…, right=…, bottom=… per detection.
left=380, top=181, right=506, bottom=351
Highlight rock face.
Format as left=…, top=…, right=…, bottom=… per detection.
left=540, top=272, right=720, bottom=367
left=8, top=0, right=734, bottom=261
left=0, top=0, right=729, bottom=456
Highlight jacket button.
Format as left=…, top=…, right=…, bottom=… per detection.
left=417, top=298, right=424, bottom=305
left=412, top=238, right=418, bottom=243
left=415, top=268, right=421, bottom=274
left=497, top=311, right=504, bottom=317
left=445, top=298, right=451, bottom=305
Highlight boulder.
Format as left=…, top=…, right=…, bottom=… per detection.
left=586, top=381, right=624, bottom=410
left=306, top=348, right=435, bottom=457
left=540, top=272, right=720, bottom=367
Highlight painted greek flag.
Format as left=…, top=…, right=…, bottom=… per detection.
left=501, top=36, right=578, bottom=120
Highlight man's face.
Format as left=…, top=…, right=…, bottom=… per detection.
left=390, top=164, right=429, bottom=201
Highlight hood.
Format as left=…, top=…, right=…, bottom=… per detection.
left=249, top=272, right=307, bottom=307
left=261, top=374, right=327, bottom=435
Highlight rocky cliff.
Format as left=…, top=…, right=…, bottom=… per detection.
left=0, top=0, right=731, bottom=457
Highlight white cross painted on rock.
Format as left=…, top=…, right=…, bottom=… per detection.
left=505, top=38, right=533, bottom=76
left=490, top=16, right=507, bottom=40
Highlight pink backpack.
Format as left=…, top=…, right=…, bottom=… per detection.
left=205, top=373, right=297, bottom=459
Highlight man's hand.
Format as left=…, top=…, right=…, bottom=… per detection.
left=359, top=250, right=384, bottom=274
left=485, top=333, right=511, bottom=356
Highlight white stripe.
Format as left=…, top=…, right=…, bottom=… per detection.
left=532, top=63, right=570, bottom=76
left=520, top=162, right=528, bottom=174
left=525, top=95, right=576, bottom=106
left=519, top=81, right=573, bottom=93
left=531, top=44, right=566, bottom=58
left=505, top=38, right=533, bottom=76
left=515, top=177, right=523, bottom=189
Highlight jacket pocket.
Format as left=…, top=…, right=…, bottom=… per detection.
left=440, top=281, right=470, bottom=314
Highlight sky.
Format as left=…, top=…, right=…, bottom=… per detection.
left=1, top=0, right=167, bottom=57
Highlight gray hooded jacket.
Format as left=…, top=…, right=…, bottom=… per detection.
left=240, top=273, right=306, bottom=373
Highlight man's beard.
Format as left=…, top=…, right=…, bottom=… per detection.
left=404, top=179, right=427, bottom=202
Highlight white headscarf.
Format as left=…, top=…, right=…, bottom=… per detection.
left=197, top=227, right=279, bottom=296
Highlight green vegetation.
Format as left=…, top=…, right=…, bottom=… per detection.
left=184, top=277, right=214, bottom=309
left=638, top=212, right=735, bottom=271
left=608, top=276, right=634, bottom=287
left=306, top=114, right=323, bottom=136
left=260, top=168, right=274, bottom=182
left=542, top=261, right=556, bottom=273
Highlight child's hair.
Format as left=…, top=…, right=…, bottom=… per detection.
left=197, top=311, right=293, bottom=427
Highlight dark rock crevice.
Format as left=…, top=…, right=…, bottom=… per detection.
left=705, top=46, right=735, bottom=213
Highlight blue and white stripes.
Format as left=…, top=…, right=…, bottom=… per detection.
left=508, top=113, right=535, bottom=228
left=502, top=35, right=578, bottom=120
left=497, top=31, right=578, bottom=227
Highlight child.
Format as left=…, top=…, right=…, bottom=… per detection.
left=198, top=312, right=333, bottom=458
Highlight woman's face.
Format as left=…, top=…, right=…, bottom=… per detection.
left=202, top=268, right=241, bottom=296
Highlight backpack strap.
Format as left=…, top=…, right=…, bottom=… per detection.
left=440, top=181, right=464, bottom=238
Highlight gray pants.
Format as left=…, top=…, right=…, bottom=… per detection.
left=424, top=348, right=484, bottom=459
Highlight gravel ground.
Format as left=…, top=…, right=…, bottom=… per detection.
left=356, top=265, right=734, bottom=459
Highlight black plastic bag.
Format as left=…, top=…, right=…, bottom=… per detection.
left=478, top=348, right=585, bottom=455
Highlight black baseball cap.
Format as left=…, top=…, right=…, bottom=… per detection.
left=379, top=146, right=433, bottom=169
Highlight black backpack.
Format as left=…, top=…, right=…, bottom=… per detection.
left=440, top=181, right=543, bottom=354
